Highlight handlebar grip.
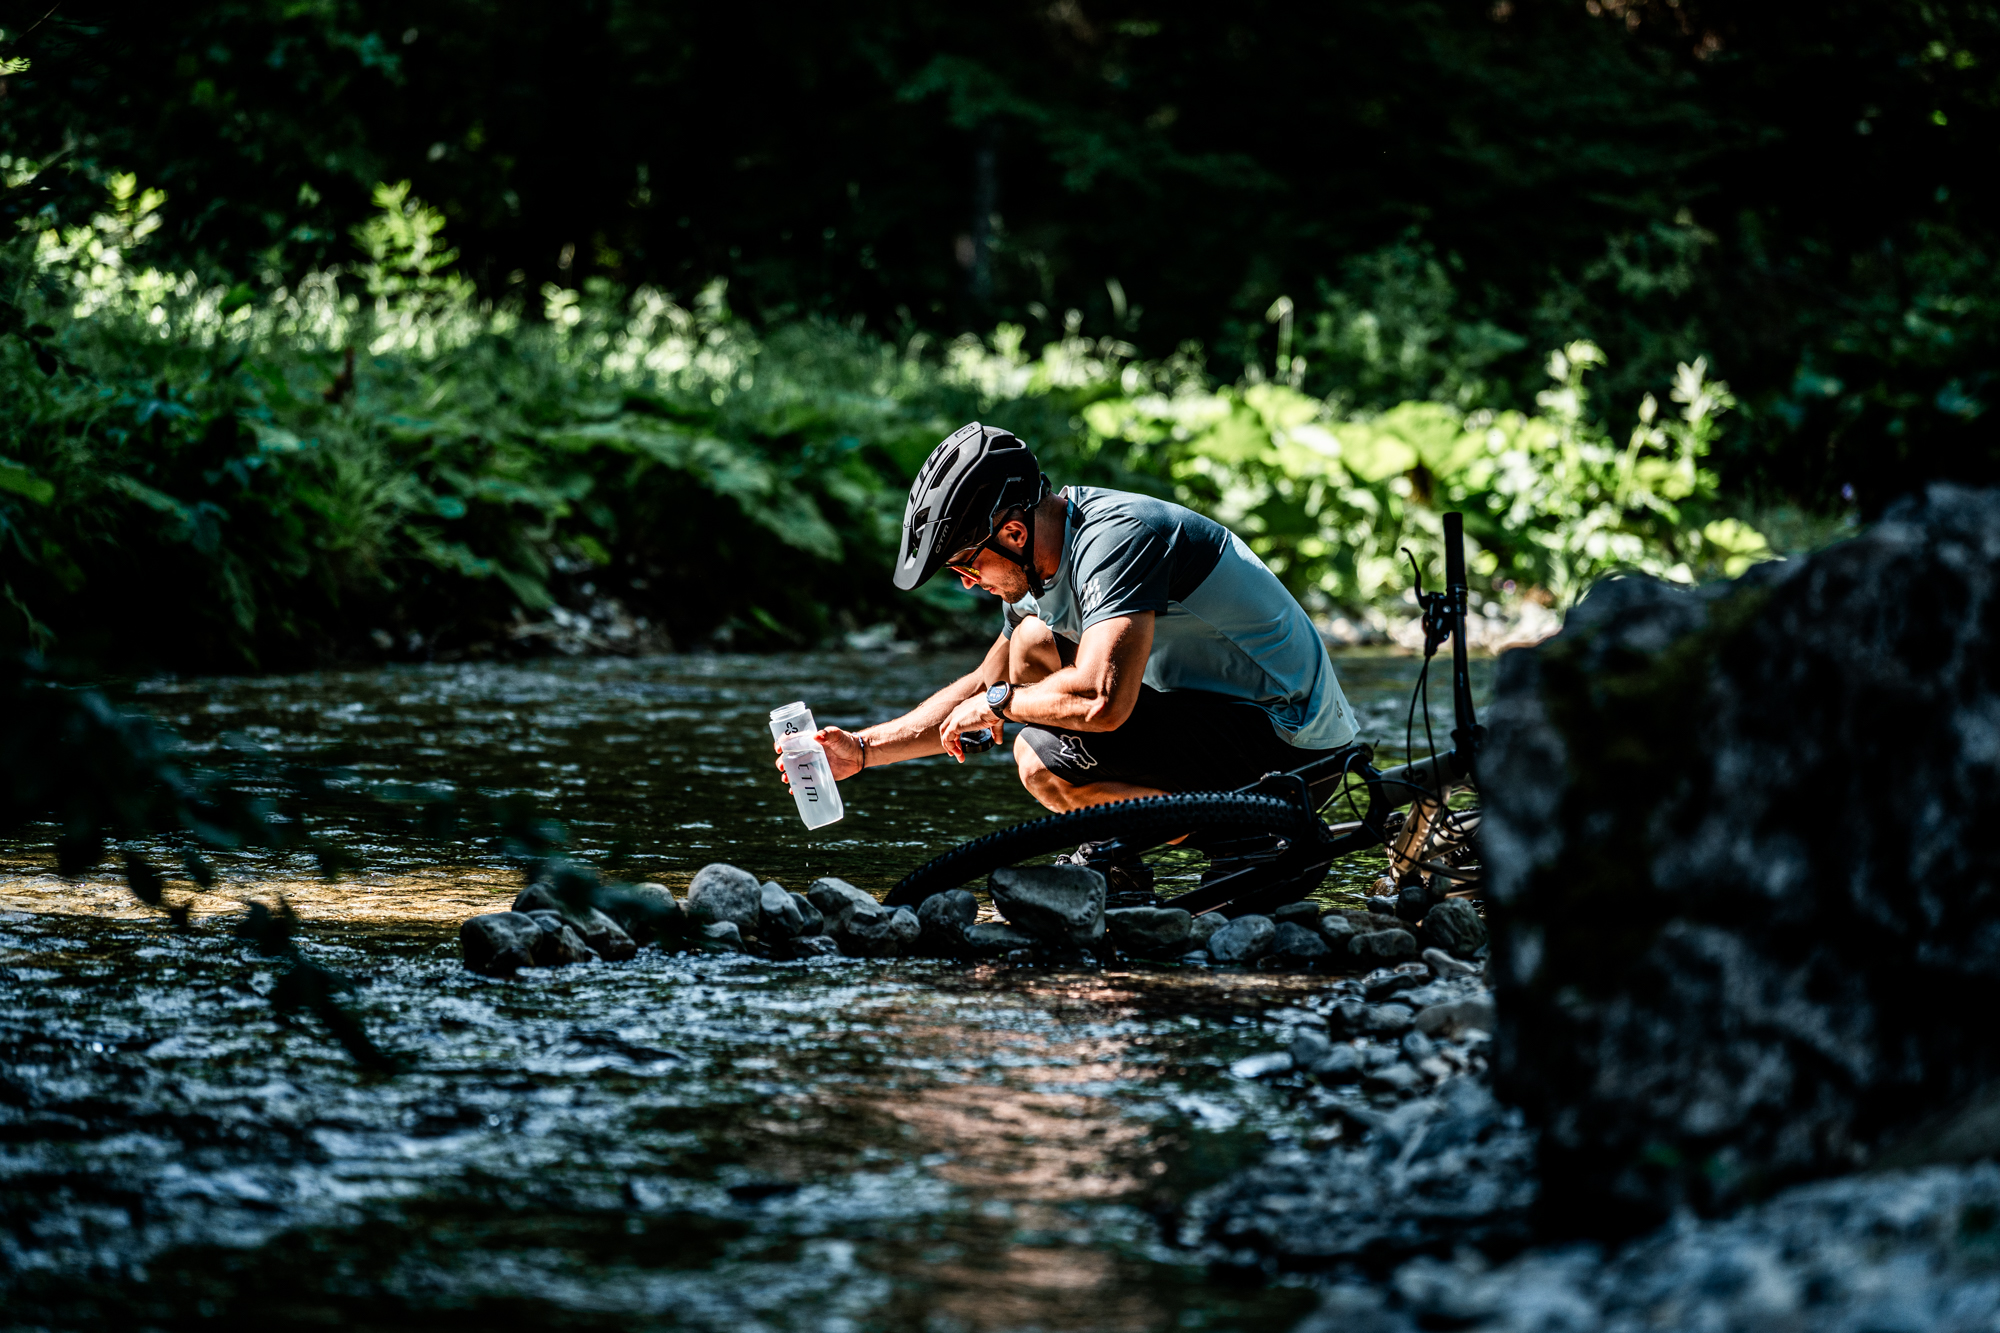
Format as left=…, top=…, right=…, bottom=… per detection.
left=1444, top=511, right=1466, bottom=590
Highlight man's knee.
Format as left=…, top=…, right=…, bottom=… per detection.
left=1013, top=731, right=1067, bottom=799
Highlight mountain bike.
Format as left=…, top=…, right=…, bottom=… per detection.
left=883, top=513, right=1487, bottom=918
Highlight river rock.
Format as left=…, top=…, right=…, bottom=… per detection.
left=791, top=892, right=824, bottom=937
left=1319, top=913, right=1361, bottom=947
left=1208, top=914, right=1277, bottom=963
left=1272, top=901, right=1323, bottom=929
left=1483, top=485, right=2000, bottom=1231
left=834, top=905, right=921, bottom=958
left=699, top=920, right=745, bottom=952
left=805, top=877, right=879, bottom=934
left=960, top=920, right=1039, bottom=959
left=513, top=883, right=636, bottom=961
left=788, top=936, right=840, bottom=959
left=1397, top=879, right=1445, bottom=923
left=460, top=912, right=543, bottom=976
left=685, top=863, right=763, bottom=931
left=1420, top=899, right=1486, bottom=956
left=1416, top=996, right=1497, bottom=1038
left=1104, top=906, right=1192, bottom=954
left=523, top=911, right=596, bottom=966
left=1188, top=913, right=1226, bottom=949
left=989, top=864, right=1106, bottom=945
left=1271, top=921, right=1331, bottom=963
left=916, top=888, right=978, bottom=954
left=1349, top=928, right=1418, bottom=965
left=594, top=881, right=683, bottom=946
left=1423, top=946, right=1479, bottom=979
left=759, top=881, right=805, bottom=939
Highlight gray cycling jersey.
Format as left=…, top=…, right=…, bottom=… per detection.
left=1003, top=486, right=1357, bottom=749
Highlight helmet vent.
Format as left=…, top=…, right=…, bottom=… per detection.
left=906, top=507, right=930, bottom=559
left=923, top=446, right=959, bottom=489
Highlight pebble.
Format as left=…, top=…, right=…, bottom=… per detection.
left=1364, top=1063, right=1426, bottom=1097
left=1271, top=901, right=1324, bottom=929
left=989, top=864, right=1107, bottom=945
left=1402, top=1031, right=1436, bottom=1061
left=684, top=863, right=764, bottom=931
left=1209, top=914, right=1278, bottom=963
left=960, top=920, right=1039, bottom=958
left=1414, top=996, right=1497, bottom=1038
left=1363, top=964, right=1430, bottom=1001
left=1231, top=1051, right=1295, bottom=1080
left=698, top=921, right=745, bottom=952
left=1314, top=1045, right=1363, bottom=1084
left=1423, top=946, right=1478, bottom=979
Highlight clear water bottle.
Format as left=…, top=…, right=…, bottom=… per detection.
left=769, top=702, right=845, bottom=830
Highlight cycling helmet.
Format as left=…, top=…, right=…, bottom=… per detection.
left=894, top=422, right=1051, bottom=593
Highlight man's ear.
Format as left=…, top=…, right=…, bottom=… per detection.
left=993, top=517, right=1030, bottom=553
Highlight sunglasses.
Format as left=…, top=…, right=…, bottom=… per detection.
left=945, top=538, right=993, bottom=579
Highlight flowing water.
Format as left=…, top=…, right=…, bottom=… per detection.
left=0, top=650, right=1486, bottom=1331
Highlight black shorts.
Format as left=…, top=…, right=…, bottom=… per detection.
left=1017, top=687, right=1340, bottom=792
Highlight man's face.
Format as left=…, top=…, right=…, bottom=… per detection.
left=949, top=518, right=1031, bottom=601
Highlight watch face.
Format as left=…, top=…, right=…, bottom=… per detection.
left=986, top=682, right=1010, bottom=708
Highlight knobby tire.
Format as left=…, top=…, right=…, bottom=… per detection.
left=884, top=792, right=1314, bottom=908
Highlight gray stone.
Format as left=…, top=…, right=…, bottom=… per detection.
left=835, top=905, right=921, bottom=958
left=1207, top=914, right=1277, bottom=963
left=1272, top=901, right=1324, bottom=929
left=1365, top=964, right=1431, bottom=1000
left=1319, top=913, right=1362, bottom=944
left=1350, top=928, right=1419, bottom=965
left=789, top=936, right=840, bottom=959
left=594, top=882, right=683, bottom=946
left=685, top=863, right=763, bottom=931
left=791, top=892, right=824, bottom=938
left=1188, top=914, right=1226, bottom=948
left=1181, top=950, right=1211, bottom=966
left=1365, top=1063, right=1427, bottom=1097
left=1415, top=996, right=1497, bottom=1038
left=1335, top=1001, right=1417, bottom=1038
left=460, top=912, right=543, bottom=976
left=1289, top=1029, right=1334, bottom=1071
left=699, top=920, right=745, bottom=952
left=1396, top=879, right=1445, bottom=923
left=1272, top=921, right=1331, bottom=961
left=805, top=877, right=879, bottom=934
left=1420, top=899, right=1486, bottom=956
left=512, top=889, right=632, bottom=962
left=1423, top=946, right=1479, bottom=979
left=960, top=920, right=1039, bottom=958
left=988, top=864, right=1106, bottom=944
left=1104, top=906, right=1192, bottom=954
left=916, top=889, right=978, bottom=954
left=759, top=881, right=805, bottom=939
left=523, top=911, right=595, bottom=966
left=1402, top=1031, right=1437, bottom=1061
left=1314, top=1045, right=1363, bottom=1084
left=1231, top=1051, right=1295, bottom=1080
left=1484, top=487, right=2000, bottom=1226
left=1367, top=895, right=1399, bottom=916
left=1005, top=948, right=1036, bottom=966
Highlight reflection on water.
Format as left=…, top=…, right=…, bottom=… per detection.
left=0, top=649, right=1486, bottom=1330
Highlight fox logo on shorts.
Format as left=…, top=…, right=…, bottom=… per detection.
left=1057, top=735, right=1098, bottom=770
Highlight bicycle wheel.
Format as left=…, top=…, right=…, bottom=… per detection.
left=884, top=792, right=1314, bottom=908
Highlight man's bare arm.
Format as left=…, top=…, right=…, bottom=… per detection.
left=785, top=633, right=1012, bottom=781
left=936, top=613, right=1153, bottom=758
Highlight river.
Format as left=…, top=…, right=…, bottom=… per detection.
left=0, top=648, right=1484, bottom=1331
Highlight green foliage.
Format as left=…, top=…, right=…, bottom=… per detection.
left=0, top=179, right=1763, bottom=668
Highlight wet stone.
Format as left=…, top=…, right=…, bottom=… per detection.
left=916, top=889, right=979, bottom=955
left=1188, top=914, right=1226, bottom=949
left=1350, top=928, right=1419, bottom=966
left=1364, top=964, right=1430, bottom=1001
left=685, top=863, right=763, bottom=931
left=1415, top=996, right=1496, bottom=1038
left=1420, top=899, right=1486, bottom=956
left=989, top=864, right=1107, bottom=945
left=1314, top=1045, right=1363, bottom=1084
left=790, top=891, right=824, bottom=938
left=805, top=877, right=880, bottom=935
left=960, top=921, right=1039, bottom=959
left=1396, top=879, right=1444, bottom=924
left=1319, top=913, right=1361, bottom=946
left=595, top=881, right=682, bottom=946
left=1272, top=901, right=1323, bottom=929
left=525, top=912, right=595, bottom=966
left=1365, top=1063, right=1427, bottom=1097
left=1289, top=1029, right=1334, bottom=1072
left=759, top=881, right=805, bottom=939
left=1272, top=921, right=1331, bottom=962
left=836, top=906, right=921, bottom=959
left=1208, top=914, right=1277, bottom=964
left=512, top=878, right=634, bottom=956
left=1104, top=906, right=1192, bottom=955
left=1423, top=946, right=1479, bottom=979
left=459, top=912, right=541, bottom=976
left=699, top=920, right=745, bottom=952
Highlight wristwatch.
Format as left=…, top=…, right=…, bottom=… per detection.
left=984, top=680, right=1016, bottom=719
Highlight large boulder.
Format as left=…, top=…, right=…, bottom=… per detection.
left=1484, top=485, right=2000, bottom=1233
left=989, top=865, right=1106, bottom=945
left=684, top=863, right=763, bottom=932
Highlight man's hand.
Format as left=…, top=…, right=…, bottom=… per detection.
left=939, top=697, right=1004, bottom=762
left=773, top=727, right=865, bottom=787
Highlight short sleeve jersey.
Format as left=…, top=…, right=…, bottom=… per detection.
left=1003, top=487, right=1357, bottom=749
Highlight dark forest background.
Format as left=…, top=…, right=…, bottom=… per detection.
left=0, top=0, right=1994, bottom=669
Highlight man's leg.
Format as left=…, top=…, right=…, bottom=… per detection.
left=1005, top=614, right=1066, bottom=684
left=1012, top=729, right=1166, bottom=813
